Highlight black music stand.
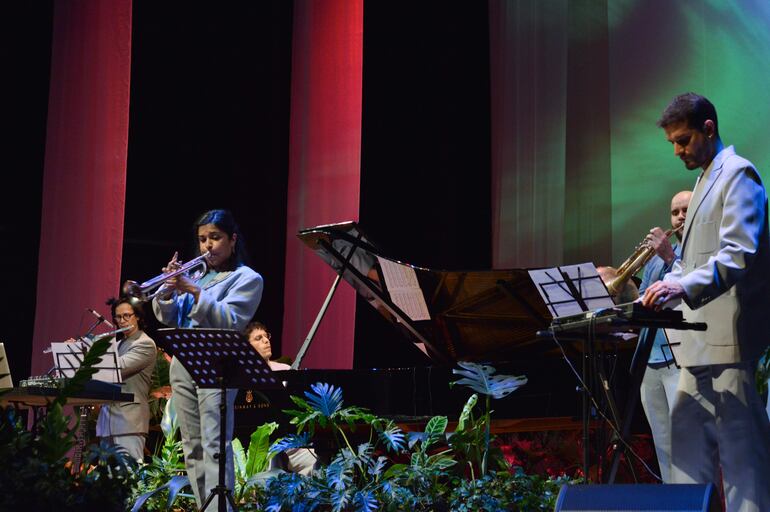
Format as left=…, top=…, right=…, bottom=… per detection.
left=532, top=263, right=619, bottom=480
left=155, top=328, right=283, bottom=512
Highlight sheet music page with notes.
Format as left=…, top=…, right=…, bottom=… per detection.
left=51, top=339, right=123, bottom=383
left=376, top=257, right=431, bottom=321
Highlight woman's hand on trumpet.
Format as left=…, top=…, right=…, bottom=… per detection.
left=161, top=252, right=201, bottom=303
left=645, top=227, right=677, bottom=266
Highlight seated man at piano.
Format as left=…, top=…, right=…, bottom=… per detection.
left=636, top=190, right=690, bottom=483
left=243, top=321, right=316, bottom=474
left=95, top=297, right=157, bottom=462
left=245, top=321, right=290, bottom=371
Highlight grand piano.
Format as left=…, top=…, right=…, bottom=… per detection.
left=234, top=221, right=640, bottom=439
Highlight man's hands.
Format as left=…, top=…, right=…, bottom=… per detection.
left=641, top=280, right=686, bottom=310
left=646, top=227, right=677, bottom=266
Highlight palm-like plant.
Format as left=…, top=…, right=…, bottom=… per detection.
left=267, top=382, right=408, bottom=511
left=451, top=361, right=527, bottom=477
left=281, top=382, right=406, bottom=458
left=257, top=365, right=562, bottom=512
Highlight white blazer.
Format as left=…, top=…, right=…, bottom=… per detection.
left=665, top=146, right=770, bottom=367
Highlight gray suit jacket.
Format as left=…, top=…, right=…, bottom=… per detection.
left=96, top=330, right=157, bottom=436
left=665, top=146, right=770, bottom=367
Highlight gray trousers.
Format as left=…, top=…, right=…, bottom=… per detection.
left=639, top=363, right=679, bottom=483
left=170, top=357, right=237, bottom=510
left=100, top=434, right=146, bottom=462
left=671, top=362, right=770, bottom=512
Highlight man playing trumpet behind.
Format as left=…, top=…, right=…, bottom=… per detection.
left=637, top=190, right=690, bottom=483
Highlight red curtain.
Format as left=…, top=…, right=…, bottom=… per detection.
left=31, top=0, right=132, bottom=375
left=281, top=0, right=364, bottom=369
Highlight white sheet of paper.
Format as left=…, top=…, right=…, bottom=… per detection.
left=51, top=339, right=122, bottom=384
left=529, top=268, right=580, bottom=317
left=0, top=343, right=12, bottom=388
left=376, top=256, right=431, bottom=321
left=529, top=263, right=614, bottom=318
left=561, top=263, right=614, bottom=309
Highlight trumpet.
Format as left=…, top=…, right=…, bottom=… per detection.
left=123, top=251, right=210, bottom=302
left=606, top=225, right=683, bottom=297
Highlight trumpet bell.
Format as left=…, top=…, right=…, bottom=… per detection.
left=122, top=280, right=147, bottom=304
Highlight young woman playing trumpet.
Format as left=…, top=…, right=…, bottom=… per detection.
left=152, top=209, right=263, bottom=511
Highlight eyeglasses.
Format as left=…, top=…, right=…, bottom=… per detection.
left=115, top=313, right=136, bottom=321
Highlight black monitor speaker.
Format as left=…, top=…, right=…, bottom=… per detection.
left=554, top=483, right=721, bottom=512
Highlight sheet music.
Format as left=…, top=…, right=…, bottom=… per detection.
left=0, top=343, right=12, bottom=388
left=561, top=263, right=615, bottom=311
left=529, top=263, right=614, bottom=318
left=376, top=257, right=431, bottom=321
left=51, top=339, right=122, bottom=384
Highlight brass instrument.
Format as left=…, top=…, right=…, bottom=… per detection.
left=606, top=226, right=683, bottom=297
left=123, top=251, right=210, bottom=302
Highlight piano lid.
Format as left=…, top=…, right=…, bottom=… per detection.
left=298, top=222, right=554, bottom=364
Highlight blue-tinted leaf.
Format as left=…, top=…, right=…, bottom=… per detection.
left=270, top=432, right=311, bottom=454
left=452, top=361, right=527, bottom=399
left=292, top=502, right=319, bottom=512
left=265, top=500, right=282, bottom=512
left=407, top=431, right=425, bottom=449
left=379, top=423, right=406, bottom=452
left=284, top=473, right=305, bottom=495
left=368, top=455, right=388, bottom=477
left=165, top=475, right=191, bottom=509
left=327, top=456, right=353, bottom=491
left=356, top=442, right=374, bottom=462
left=330, top=488, right=352, bottom=512
left=130, top=475, right=190, bottom=512
left=305, top=382, right=344, bottom=417
left=353, top=489, right=379, bottom=512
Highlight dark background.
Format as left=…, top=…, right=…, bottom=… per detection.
left=3, top=1, right=492, bottom=380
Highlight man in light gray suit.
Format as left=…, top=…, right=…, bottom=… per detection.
left=96, top=297, right=156, bottom=462
left=643, top=93, right=770, bottom=511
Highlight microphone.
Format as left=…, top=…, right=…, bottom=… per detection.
left=88, top=308, right=115, bottom=329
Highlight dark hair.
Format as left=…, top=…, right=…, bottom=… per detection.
left=657, top=92, right=719, bottom=137
left=193, top=209, right=249, bottom=270
left=244, top=321, right=268, bottom=338
left=107, top=296, right=146, bottom=332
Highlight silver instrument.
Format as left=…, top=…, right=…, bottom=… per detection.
left=122, top=251, right=210, bottom=302
left=42, top=326, right=132, bottom=354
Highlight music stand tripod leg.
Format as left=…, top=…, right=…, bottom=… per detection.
left=607, top=326, right=656, bottom=484
left=582, top=330, right=591, bottom=480
left=199, top=375, right=238, bottom=512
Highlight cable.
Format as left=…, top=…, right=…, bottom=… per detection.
left=550, top=324, right=662, bottom=482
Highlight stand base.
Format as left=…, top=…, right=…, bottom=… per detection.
left=199, top=485, right=238, bottom=512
